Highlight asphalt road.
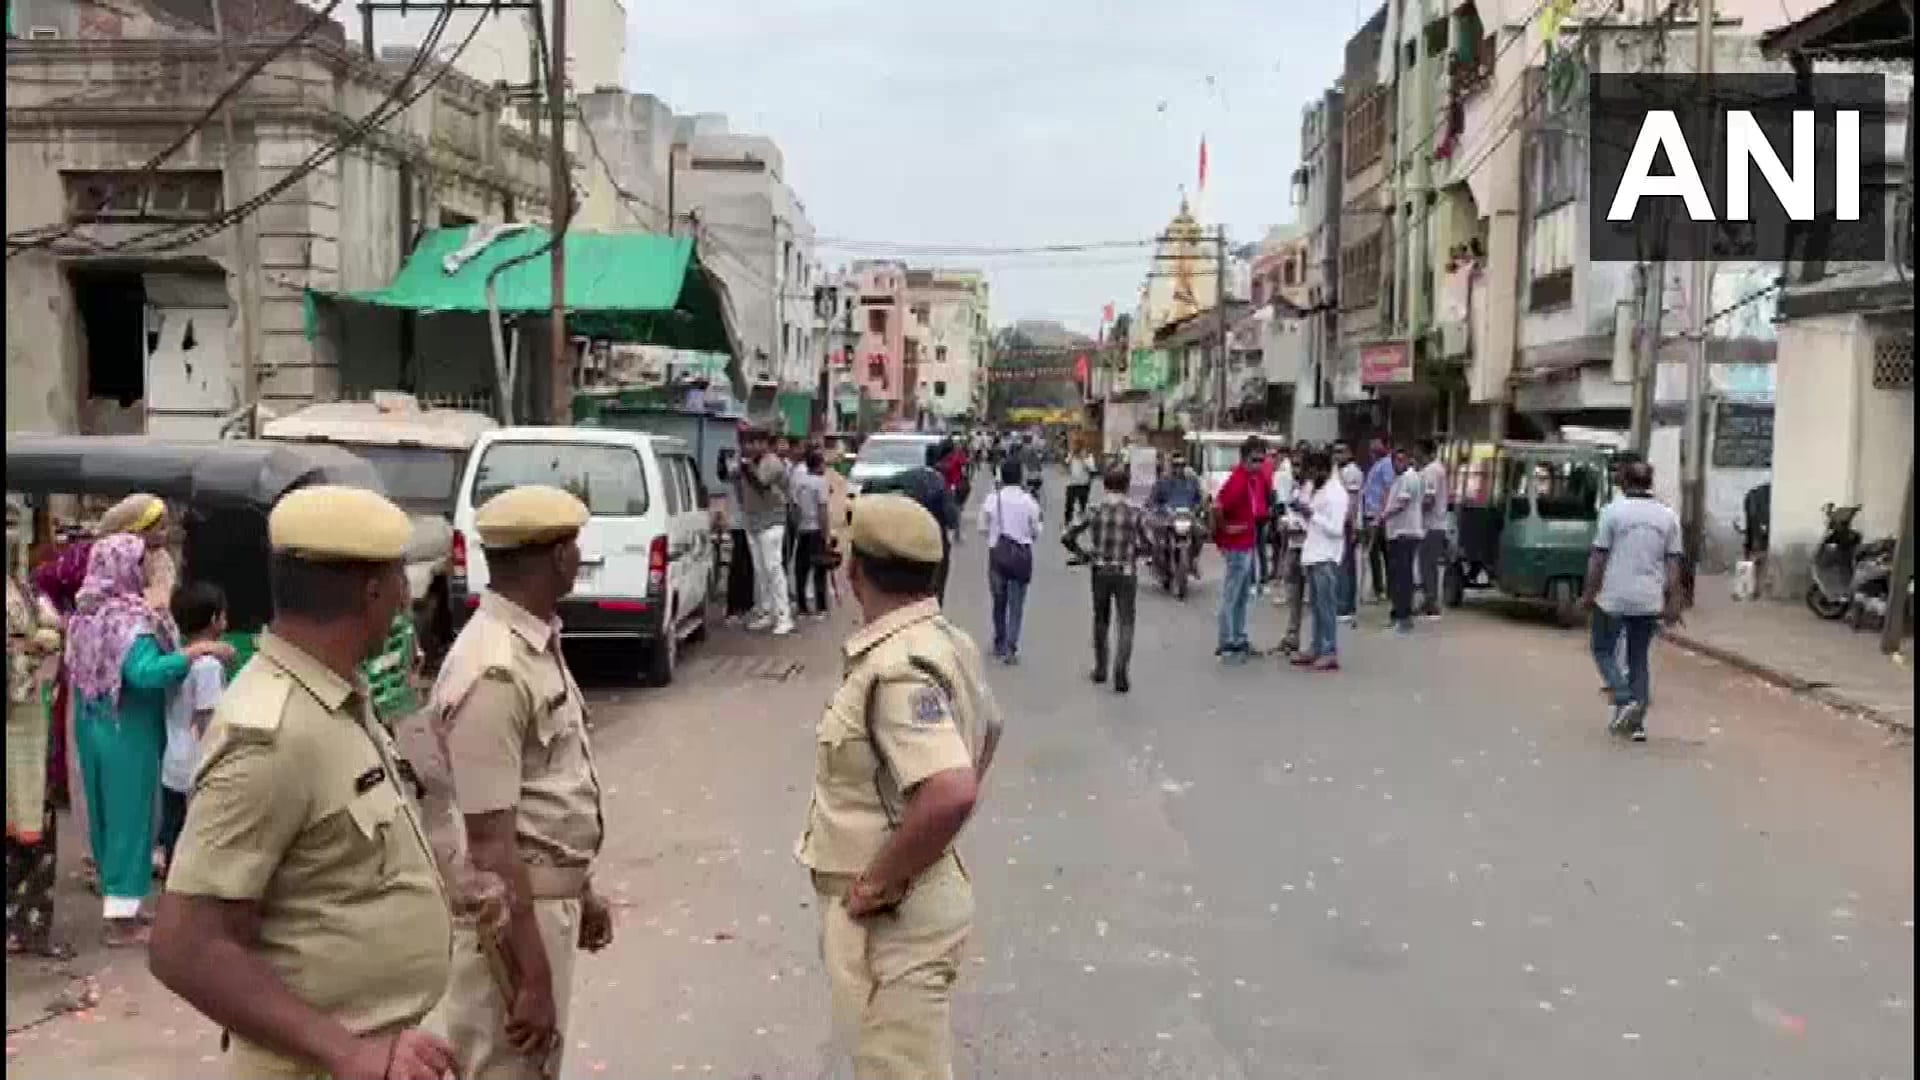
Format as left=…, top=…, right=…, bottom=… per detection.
left=6, top=475, right=1913, bottom=1079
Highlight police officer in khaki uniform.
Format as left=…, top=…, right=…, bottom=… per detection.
left=423, top=485, right=611, bottom=1080
left=798, top=494, right=1005, bottom=1080
left=150, top=486, right=459, bottom=1080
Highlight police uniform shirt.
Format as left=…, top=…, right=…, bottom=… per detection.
left=166, top=631, right=452, bottom=1035
left=796, top=598, right=990, bottom=874
left=436, top=591, right=604, bottom=868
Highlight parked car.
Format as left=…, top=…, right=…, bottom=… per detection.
left=260, top=392, right=496, bottom=669
left=453, top=427, right=712, bottom=685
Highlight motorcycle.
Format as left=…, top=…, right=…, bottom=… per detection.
left=1807, top=503, right=1865, bottom=620
left=1155, top=507, right=1201, bottom=600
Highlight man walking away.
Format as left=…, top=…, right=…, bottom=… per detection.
left=1213, top=436, right=1267, bottom=662
left=1333, top=443, right=1364, bottom=622
left=1417, top=439, right=1451, bottom=619
left=1064, top=448, right=1095, bottom=523
left=1062, top=466, right=1155, bottom=694
left=792, top=450, right=832, bottom=619
left=978, top=460, right=1041, bottom=664
left=1361, top=438, right=1396, bottom=603
left=1290, top=450, right=1348, bottom=671
left=1581, top=460, right=1683, bottom=742
left=740, top=431, right=796, bottom=635
left=1382, top=447, right=1424, bottom=634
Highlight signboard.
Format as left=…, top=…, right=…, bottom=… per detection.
left=1359, top=342, right=1412, bottom=386
left=1127, top=349, right=1169, bottom=392
left=1712, top=401, right=1774, bottom=470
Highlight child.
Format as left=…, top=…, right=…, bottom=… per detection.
left=156, top=581, right=227, bottom=876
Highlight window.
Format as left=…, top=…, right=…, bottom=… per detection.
left=660, top=455, right=685, bottom=514
left=65, top=170, right=223, bottom=223
left=868, top=309, right=888, bottom=334
left=684, top=458, right=710, bottom=509
left=1340, top=232, right=1384, bottom=310
left=471, top=442, right=649, bottom=516
left=935, top=345, right=948, bottom=364
left=933, top=380, right=948, bottom=397
left=912, top=304, right=930, bottom=326
left=1530, top=126, right=1581, bottom=211
left=1343, top=87, right=1388, bottom=177
left=324, top=445, right=463, bottom=516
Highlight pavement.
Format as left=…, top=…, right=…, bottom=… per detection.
left=1662, top=573, right=1915, bottom=733
left=5, top=475, right=1913, bottom=1079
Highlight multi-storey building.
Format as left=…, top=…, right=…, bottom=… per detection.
left=1289, top=85, right=1344, bottom=442
left=670, top=114, right=822, bottom=434
left=847, top=260, right=908, bottom=425
left=1336, top=3, right=1396, bottom=441
left=906, top=269, right=991, bottom=426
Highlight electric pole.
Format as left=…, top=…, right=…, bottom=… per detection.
left=1680, top=0, right=1714, bottom=605
left=547, top=0, right=570, bottom=422
left=1626, top=258, right=1664, bottom=456
left=1213, top=225, right=1228, bottom=428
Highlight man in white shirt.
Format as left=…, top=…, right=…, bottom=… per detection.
left=1334, top=443, right=1365, bottom=622
left=1289, top=449, right=1349, bottom=672
left=1416, top=439, right=1450, bottom=619
left=978, top=460, right=1043, bottom=664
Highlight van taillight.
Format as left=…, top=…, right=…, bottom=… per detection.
left=648, top=536, right=668, bottom=596
left=450, top=531, right=468, bottom=580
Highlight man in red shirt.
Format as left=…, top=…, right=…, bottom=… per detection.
left=1213, top=435, right=1268, bottom=662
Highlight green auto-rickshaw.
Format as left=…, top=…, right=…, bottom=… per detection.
left=6, top=435, right=421, bottom=724
left=1445, top=440, right=1615, bottom=627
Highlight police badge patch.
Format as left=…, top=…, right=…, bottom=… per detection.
left=909, top=686, right=950, bottom=726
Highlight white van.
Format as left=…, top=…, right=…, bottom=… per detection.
left=453, top=427, right=714, bottom=685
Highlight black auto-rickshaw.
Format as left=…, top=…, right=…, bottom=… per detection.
left=5, top=435, right=421, bottom=724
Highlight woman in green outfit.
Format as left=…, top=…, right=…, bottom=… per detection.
left=64, top=533, right=231, bottom=946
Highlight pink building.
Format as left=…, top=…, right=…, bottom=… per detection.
left=849, top=261, right=911, bottom=420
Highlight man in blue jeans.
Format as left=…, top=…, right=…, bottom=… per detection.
left=1579, top=459, right=1684, bottom=741
left=1212, top=436, right=1267, bottom=662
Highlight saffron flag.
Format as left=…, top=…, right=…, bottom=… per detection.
left=1101, top=302, right=1116, bottom=325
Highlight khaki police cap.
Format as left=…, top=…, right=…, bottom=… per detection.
left=848, top=493, right=943, bottom=565
left=268, top=485, right=411, bottom=562
left=474, top=485, right=590, bottom=550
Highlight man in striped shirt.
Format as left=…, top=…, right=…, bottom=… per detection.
left=1061, top=467, right=1156, bottom=694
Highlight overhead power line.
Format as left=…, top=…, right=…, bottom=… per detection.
left=95, top=3, right=485, bottom=256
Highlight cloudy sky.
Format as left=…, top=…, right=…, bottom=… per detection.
left=628, top=1, right=1369, bottom=334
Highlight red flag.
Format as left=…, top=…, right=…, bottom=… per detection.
left=1074, top=354, right=1090, bottom=385
left=1101, top=302, right=1116, bottom=325
left=1198, top=135, right=1209, bottom=194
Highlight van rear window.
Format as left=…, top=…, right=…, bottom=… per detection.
left=472, top=442, right=649, bottom=516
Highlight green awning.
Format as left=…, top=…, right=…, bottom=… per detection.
left=304, top=225, right=739, bottom=356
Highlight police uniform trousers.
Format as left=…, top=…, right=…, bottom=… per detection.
left=812, top=853, right=973, bottom=1080
left=425, top=895, right=582, bottom=1080
left=224, top=1026, right=406, bottom=1080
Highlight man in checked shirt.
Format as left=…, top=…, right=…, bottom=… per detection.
left=1061, top=466, right=1157, bottom=695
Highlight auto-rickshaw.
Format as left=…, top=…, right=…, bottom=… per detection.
left=1444, top=440, right=1615, bottom=626
left=5, top=435, right=422, bottom=724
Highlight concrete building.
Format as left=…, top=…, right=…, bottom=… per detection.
left=1290, top=85, right=1344, bottom=443
left=1758, top=0, right=1913, bottom=598
left=847, top=261, right=909, bottom=425
left=575, top=88, right=673, bottom=231
left=372, top=0, right=626, bottom=226
left=1249, top=225, right=1310, bottom=431
left=5, top=0, right=549, bottom=436
left=670, top=114, right=821, bottom=434
left=906, top=269, right=991, bottom=425
left=1335, top=3, right=1396, bottom=441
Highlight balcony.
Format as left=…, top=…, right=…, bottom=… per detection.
left=1448, top=34, right=1496, bottom=98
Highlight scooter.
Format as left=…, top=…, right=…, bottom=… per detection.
left=1807, top=503, right=1865, bottom=619
left=1846, top=536, right=1899, bottom=631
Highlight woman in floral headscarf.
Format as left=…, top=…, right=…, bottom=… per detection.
left=65, top=533, right=230, bottom=946
left=6, top=507, right=73, bottom=959
left=33, top=493, right=176, bottom=893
